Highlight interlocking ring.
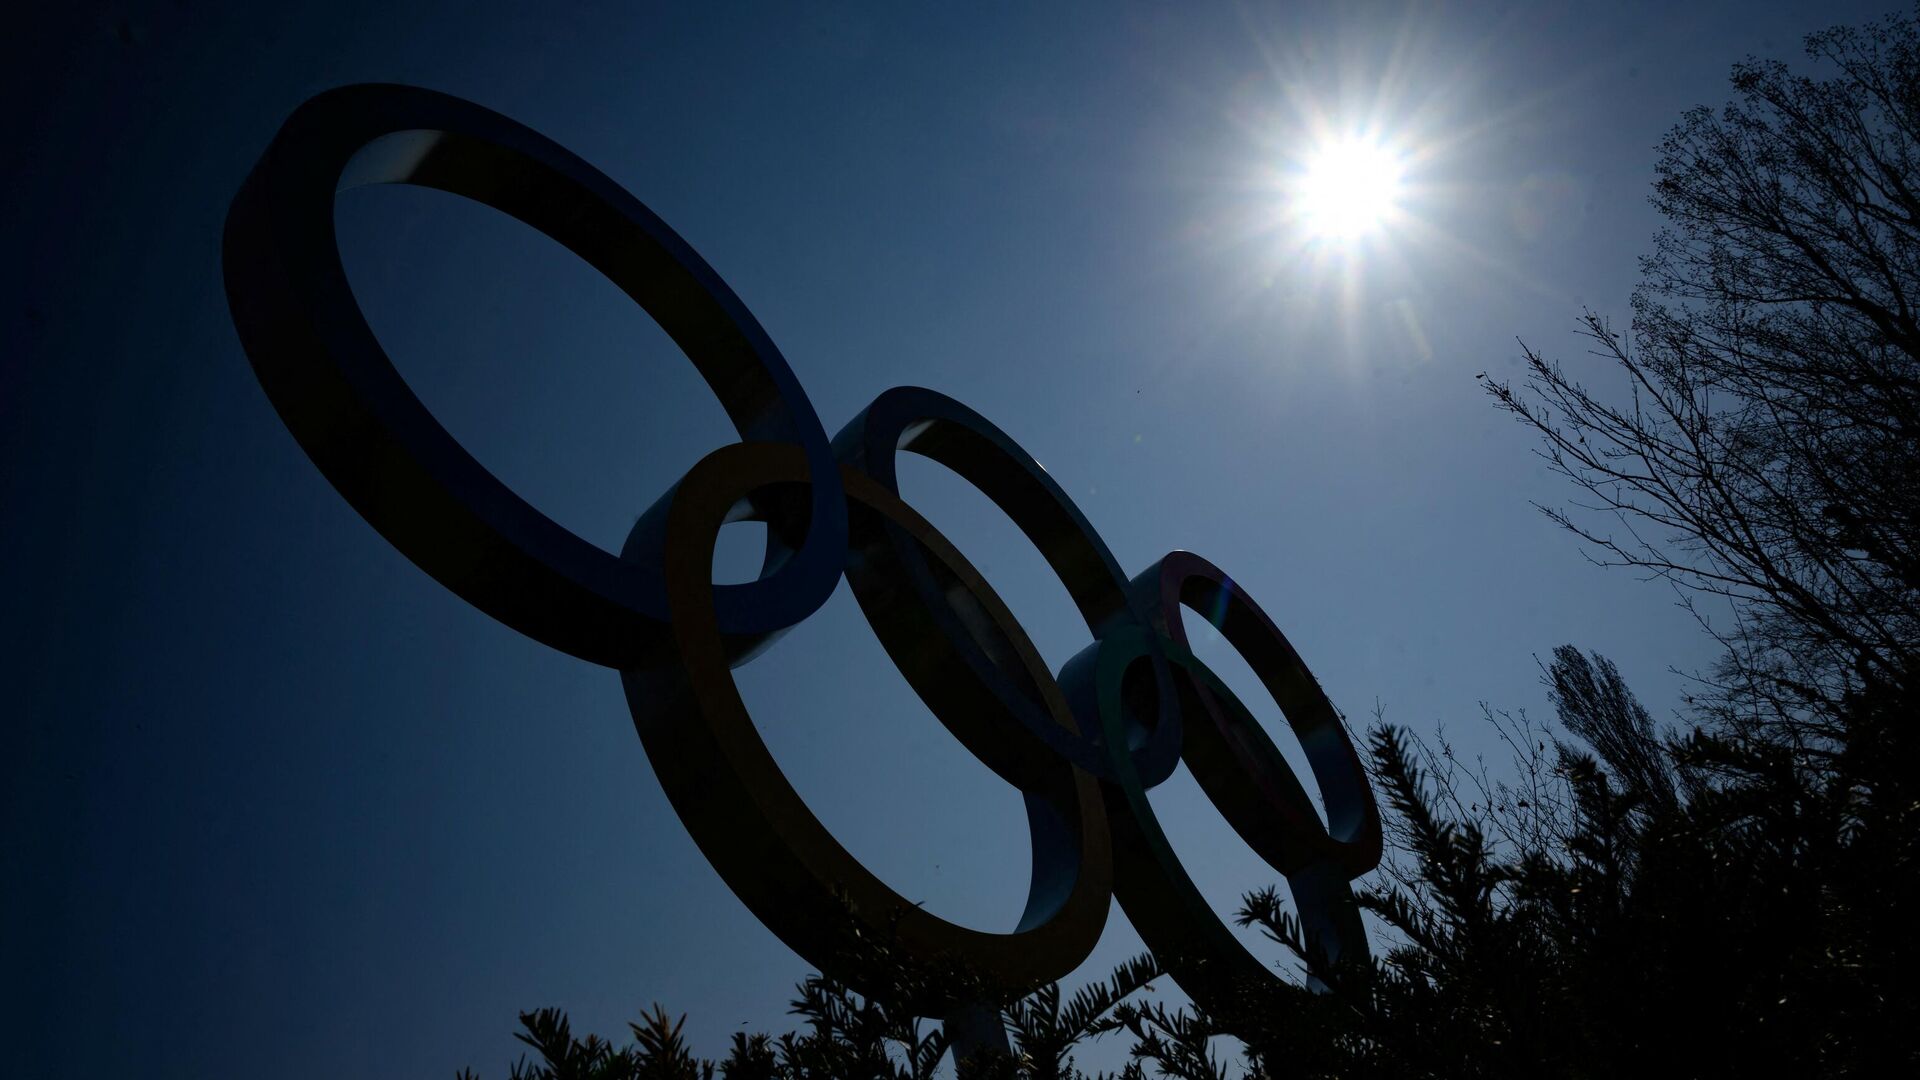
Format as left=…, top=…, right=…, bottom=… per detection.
left=835, top=387, right=1184, bottom=789
left=1070, top=553, right=1384, bottom=1007
left=623, top=442, right=1111, bottom=1006
left=222, top=82, right=847, bottom=668
left=224, top=83, right=1382, bottom=1022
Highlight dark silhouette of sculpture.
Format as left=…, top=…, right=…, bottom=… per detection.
left=222, top=83, right=1381, bottom=1054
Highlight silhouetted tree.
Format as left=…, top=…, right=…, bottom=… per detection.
left=1489, top=9, right=1920, bottom=738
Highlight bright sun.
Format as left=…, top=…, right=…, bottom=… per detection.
left=1295, top=136, right=1405, bottom=240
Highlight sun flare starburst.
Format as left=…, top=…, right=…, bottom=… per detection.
left=1295, top=136, right=1405, bottom=240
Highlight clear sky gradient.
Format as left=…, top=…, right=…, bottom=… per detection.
left=2, top=2, right=1895, bottom=1076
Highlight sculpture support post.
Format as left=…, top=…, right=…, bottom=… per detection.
left=943, top=1001, right=1013, bottom=1073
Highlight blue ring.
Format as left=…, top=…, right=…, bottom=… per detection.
left=223, top=83, right=847, bottom=667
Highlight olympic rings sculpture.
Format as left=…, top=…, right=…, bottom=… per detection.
left=223, top=84, right=1382, bottom=1024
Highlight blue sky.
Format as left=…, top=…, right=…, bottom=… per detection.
left=3, top=2, right=1898, bottom=1076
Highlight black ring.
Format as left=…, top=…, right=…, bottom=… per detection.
left=833, top=386, right=1184, bottom=787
